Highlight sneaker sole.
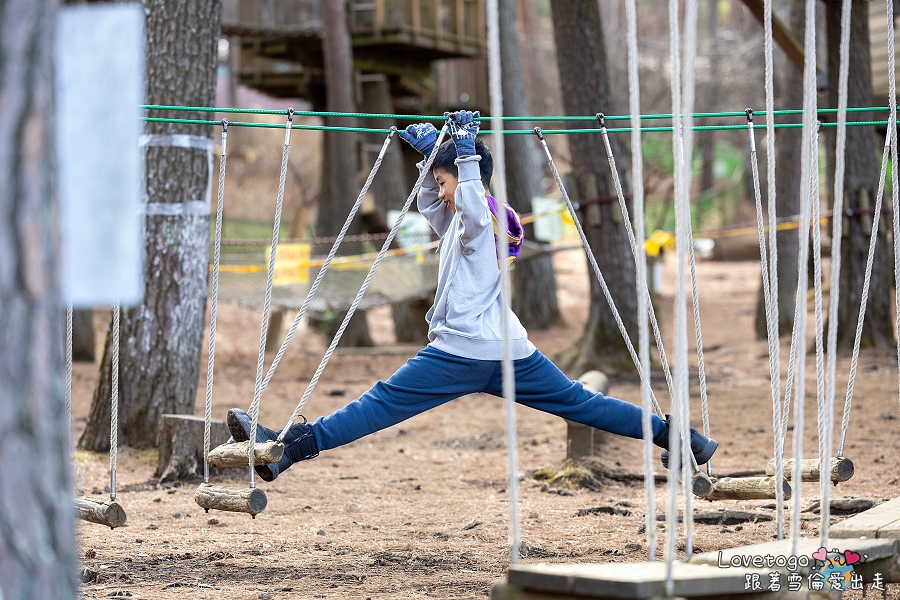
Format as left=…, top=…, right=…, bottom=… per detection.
left=660, top=439, right=719, bottom=468
left=227, top=410, right=251, bottom=443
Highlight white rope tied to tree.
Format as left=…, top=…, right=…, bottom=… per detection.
left=625, top=0, right=656, bottom=561
left=66, top=303, right=73, bottom=438
left=486, top=0, right=520, bottom=566
left=110, top=301, right=120, bottom=501
left=257, top=129, right=396, bottom=400
left=203, top=121, right=228, bottom=484
left=762, top=0, right=785, bottom=540
left=821, top=0, right=852, bottom=544
left=249, top=110, right=294, bottom=488
left=278, top=125, right=449, bottom=439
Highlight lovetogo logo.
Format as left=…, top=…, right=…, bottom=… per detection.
left=812, top=546, right=861, bottom=591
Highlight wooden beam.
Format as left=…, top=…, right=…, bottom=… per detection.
left=194, top=483, right=267, bottom=517
left=74, top=497, right=127, bottom=529
left=696, top=476, right=792, bottom=501
left=739, top=0, right=816, bottom=74
left=765, top=456, right=854, bottom=483
left=206, top=440, right=284, bottom=468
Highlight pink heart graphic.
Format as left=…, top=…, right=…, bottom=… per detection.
left=812, top=547, right=828, bottom=561
left=844, top=550, right=861, bottom=565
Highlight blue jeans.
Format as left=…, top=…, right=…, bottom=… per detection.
left=310, top=346, right=663, bottom=451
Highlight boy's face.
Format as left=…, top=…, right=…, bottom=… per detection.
left=432, top=168, right=458, bottom=213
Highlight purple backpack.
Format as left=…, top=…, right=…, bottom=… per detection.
left=486, top=195, right=524, bottom=264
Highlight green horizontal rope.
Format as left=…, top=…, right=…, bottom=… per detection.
left=142, top=104, right=892, bottom=122
left=142, top=116, right=891, bottom=134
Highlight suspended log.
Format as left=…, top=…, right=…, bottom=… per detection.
left=74, top=497, right=127, bottom=529
left=206, top=440, right=284, bottom=468
left=694, top=476, right=792, bottom=501
left=194, top=483, right=267, bottom=517
left=765, top=457, right=854, bottom=483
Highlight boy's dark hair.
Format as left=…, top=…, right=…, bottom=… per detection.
left=432, top=138, right=493, bottom=186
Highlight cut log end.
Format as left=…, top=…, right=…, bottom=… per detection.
left=74, top=497, right=127, bottom=529
left=699, top=476, right=792, bottom=501
left=207, top=440, right=284, bottom=468
left=194, top=483, right=267, bottom=516
left=692, top=472, right=715, bottom=498
left=765, top=457, right=854, bottom=483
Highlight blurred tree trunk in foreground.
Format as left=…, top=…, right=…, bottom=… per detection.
left=0, top=0, right=79, bottom=596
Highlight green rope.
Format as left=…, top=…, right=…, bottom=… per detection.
left=142, top=116, right=891, bottom=135
left=142, top=104, right=892, bottom=122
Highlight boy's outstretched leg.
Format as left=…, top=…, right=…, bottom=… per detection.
left=227, top=409, right=319, bottom=481
left=653, top=414, right=718, bottom=467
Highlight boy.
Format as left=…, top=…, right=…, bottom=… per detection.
left=228, top=111, right=717, bottom=481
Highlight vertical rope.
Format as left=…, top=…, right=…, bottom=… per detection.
left=679, top=0, right=700, bottom=559
left=886, top=0, right=900, bottom=444
left=790, top=0, right=818, bottom=553
left=66, top=303, right=73, bottom=439
left=204, top=121, right=228, bottom=484
left=666, top=0, right=689, bottom=590
left=486, top=0, right=520, bottom=565
left=762, top=0, right=785, bottom=540
left=822, top=1, right=850, bottom=543
left=625, top=0, right=656, bottom=561
left=249, top=109, right=294, bottom=487
left=110, top=301, right=120, bottom=501
left=278, top=125, right=449, bottom=438
left=257, top=130, right=396, bottom=399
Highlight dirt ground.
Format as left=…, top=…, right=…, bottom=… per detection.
left=72, top=249, right=900, bottom=599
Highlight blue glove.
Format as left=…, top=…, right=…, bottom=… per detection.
left=398, top=122, right=439, bottom=157
left=445, top=110, right=480, bottom=157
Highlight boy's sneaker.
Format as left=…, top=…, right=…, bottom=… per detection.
left=652, top=415, right=718, bottom=468
left=226, top=409, right=319, bottom=482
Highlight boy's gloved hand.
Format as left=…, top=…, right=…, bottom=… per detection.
left=445, top=110, right=480, bottom=157
left=398, top=123, right=439, bottom=156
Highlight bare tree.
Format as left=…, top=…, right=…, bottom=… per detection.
left=825, top=0, right=894, bottom=350
left=0, top=0, right=78, bottom=596
left=79, top=0, right=222, bottom=450
left=501, top=0, right=560, bottom=329
left=318, top=0, right=372, bottom=346
left=549, top=0, right=639, bottom=374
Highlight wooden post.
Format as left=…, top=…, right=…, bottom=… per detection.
left=765, top=457, right=854, bottom=483
left=566, top=371, right=609, bottom=461
left=194, top=483, right=267, bottom=517
left=74, top=497, right=127, bottom=529
left=207, top=440, right=284, bottom=467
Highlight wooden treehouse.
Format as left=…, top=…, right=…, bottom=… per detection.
left=221, top=0, right=488, bottom=112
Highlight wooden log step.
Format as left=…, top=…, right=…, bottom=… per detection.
left=831, top=496, right=900, bottom=539
left=694, top=475, right=791, bottom=501
left=504, top=560, right=772, bottom=598
left=194, top=483, right=267, bottom=517
left=206, top=440, right=284, bottom=468
left=765, top=456, right=854, bottom=483
left=74, top=497, right=127, bottom=529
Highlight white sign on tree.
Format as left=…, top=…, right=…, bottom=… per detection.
left=55, top=3, right=145, bottom=307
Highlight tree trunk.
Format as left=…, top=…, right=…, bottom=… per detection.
left=0, top=0, right=79, bottom=595
left=319, top=0, right=372, bottom=347
left=754, top=0, right=803, bottom=339
left=549, top=0, right=639, bottom=374
left=72, top=308, right=95, bottom=362
left=79, top=0, right=221, bottom=451
left=360, top=75, right=430, bottom=344
left=825, top=0, right=894, bottom=351
left=698, top=0, right=718, bottom=196
left=501, top=0, right=561, bottom=330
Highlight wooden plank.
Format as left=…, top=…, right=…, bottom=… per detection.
left=693, top=537, right=898, bottom=568
left=508, top=561, right=771, bottom=599
left=831, top=497, right=900, bottom=539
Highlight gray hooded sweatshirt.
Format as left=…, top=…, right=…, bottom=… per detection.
left=417, top=156, right=535, bottom=361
